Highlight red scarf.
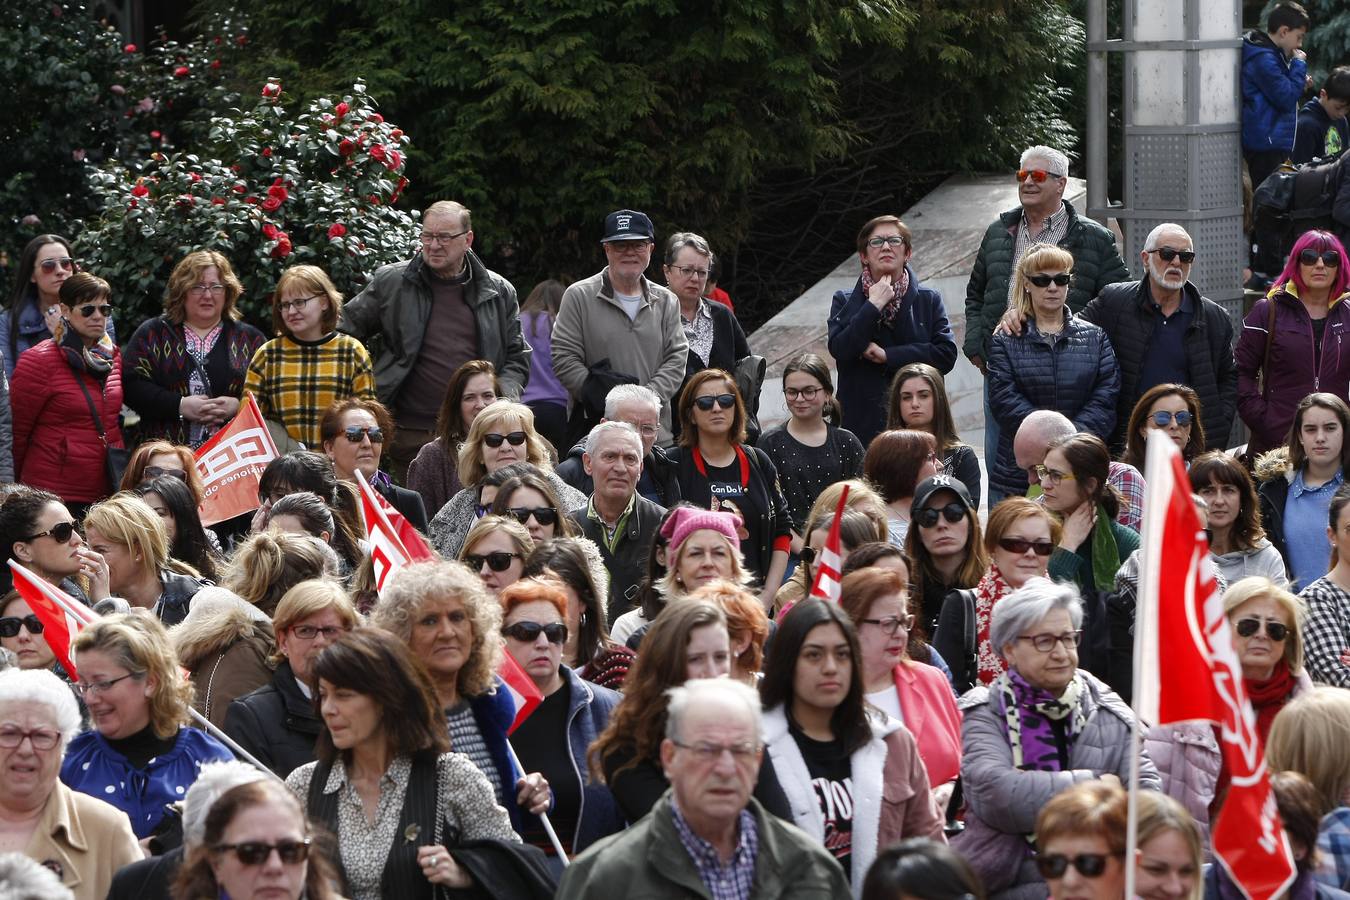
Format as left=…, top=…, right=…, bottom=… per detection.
left=1246, top=658, right=1296, bottom=749
left=974, top=565, right=1013, bottom=685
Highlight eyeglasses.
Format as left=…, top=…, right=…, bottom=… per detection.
left=1036, top=853, right=1117, bottom=880
left=784, top=386, right=822, bottom=401
left=38, top=257, right=76, bottom=274
left=916, top=502, right=967, bottom=528
left=0, top=726, right=61, bottom=751
left=1150, top=410, right=1194, bottom=428
left=1016, top=631, right=1083, bottom=652
left=420, top=229, right=469, bottom=246
left=1147, top=247, right=1196, bottom=264
left=627, top=423, right=659, bottom=437
left=998, top=537, right=1056, bottom=557
left=866, top=236, right=907, bottom=249
left=670, top=265, right=709, bottom=279
left=143, top=465, right=189, bottom=481
left=1032, top=465, right=1075, bottom=486
left=1234, top=618, right=1289, bottom=641
left=502, top=621, right=568, bottom=644
left=73, top=673, right=138, bottom=698
left=860, top=615, right=914, bottom=636
left=0, top=615, right=43, bottom=638
left=506, top=506, right=558, bottom=527
left=484, top=431, right=527, bottom=448
left=76, top=304, right=113, bottom=318
left=1299, top=248, right=1342, bottom=268
left=343, top=426, right=384, bottom=444
left=23, top=522, right=78, bottom=544
left=278, top=296, right=320, bottom=313
left=694, top=394, right=736, bottom=411
left=290, top=624, right=346, bottom=641
left=672, top=739, right=761, bottom=762
left=464, top=551, right=521, bottom=572
left=1027, top=273, right=1072, bottom=288
left=213, top=839, right=312, bottom=866
left=189, top=283, right=227, bottom=296
left=1017, top=169, right=1063, bottom=183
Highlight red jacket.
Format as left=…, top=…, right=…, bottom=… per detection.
left=893, top=659, right=963, bottom=786
left=12, top=339, right=124, bottom=503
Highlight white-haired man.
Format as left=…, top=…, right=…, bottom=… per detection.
left=555, top=383, right=681, bottom=505
left=559, top=678, right=849, bottom=899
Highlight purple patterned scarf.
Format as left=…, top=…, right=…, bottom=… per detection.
left=995, top=668, right=1086, bottom=772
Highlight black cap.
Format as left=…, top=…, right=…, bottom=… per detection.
left=913, top=473, right=975, bottom=514
left=601, top=209, right=655, bottom=243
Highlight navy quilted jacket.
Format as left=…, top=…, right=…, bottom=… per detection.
left=986, top=311, right=1121, bottom=497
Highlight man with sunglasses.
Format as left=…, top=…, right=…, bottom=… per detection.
left=965, top=146, right=1129, bottom=475
left=340, top=200, right=531, bottom=481
left=552, top=209, right=689, bottom=445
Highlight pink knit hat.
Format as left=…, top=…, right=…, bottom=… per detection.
left=660, top=506, right=742, bottom=555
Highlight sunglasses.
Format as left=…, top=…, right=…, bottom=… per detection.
left=484, top=431, right=527, bottom=448
left=998, top=537, right=1055, bottom=556
left=1234, top=617, right=1288, bottom=641
left=1017, top=169, right=1062, bottom=183
left=502, top=621, right=568, bottom=644
left=76, top=304, right=113, bottom=318
left=1027, top=273, right=1072, bottom=288
left=1148, top=247, right=1196, bottom=264
left=916, top=502, right=967, bottom=528
left=1149, top=410, right=1194, bottom=427
left=213, top=839, right=312, bottom=866
left=0, top=615, right=43, bottom=638
left=38, top=257, right=76, bottom=274
left=343, top=426, right=384, bottom=443
left=694, top=393, right=736, bottom=411
left=506, top=506, right=558, bottom=527
left=1299, top=248, right=1342, bottom=267
left=464, top=551, right=521, bottom=572
left=1035, top=853, right=1115, bottom=879
left=24, top=522, right=78, bottom=543
left=143, top=465, right=188, bottom=481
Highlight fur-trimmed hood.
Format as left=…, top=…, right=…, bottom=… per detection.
left=170, top=589, right=275, bottom=670
left=1253, top=446, right=1292, bottom=484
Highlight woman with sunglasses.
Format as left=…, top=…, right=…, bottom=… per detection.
left=1145, top=576, right=1312, bottom=847
left=987, top=243, right=1120, bottom=505
left=826, top=215, right=958, bottom=448
left=488, top=469, right=578, bottom=545
left=0, top=591, right=58, bottom=673
left=1300, top=483, right=1350, bottom=687
left=887, top=363, right=982, bottom=510
left=1121, top=383, right=1207, bottom=472
left=2, top=235, right=117, bottom=381
left=320, top=397, right=427, bottom=532
left=905, top=475, right=987, bottom=635
left=134, top=474, right=225, bottom=582
left=1032, top=781, right=1129, bottom=900
left=670, top=369, right=793, bottom=607
left=1238, top=230, right=1350, bottom=461
left=954, top=579, right=1157, bottom=896
left=933, top=497, right=1061, bottom=695
left=459, top=515, right=534, bottom=597
left=122, top=250, right=266, bottom=448
left=1188, top=451, right=1288, bottom=587
left=119, top=440, right=208, bottom=506
left=11, top=273, right=123, bottom=514
left=245, top=265, right=377, bottom=449
left=428, top=401, right=582, bottom=559
left=408, top=359, right=500, bottom=516
left=499, top=579, right=623, bottom=866
left=762, top=598, right=944, bottom=894
left=0, top=487, right=108, bottom=601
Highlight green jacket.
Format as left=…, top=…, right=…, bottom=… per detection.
left=557, top=792, right=849, bottom=900
left=338, top=249, right=530, bottom=406
left=962, top=199, right=1130, bottom=361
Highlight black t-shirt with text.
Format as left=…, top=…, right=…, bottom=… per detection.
left=789, top=722, right=854, bottom=880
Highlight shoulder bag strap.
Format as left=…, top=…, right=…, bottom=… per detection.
left=1261, top=297, right=1277, bottom=399
left=961, top=589, right=978, bottom=681
left=74, top=373, right=109, bottom=446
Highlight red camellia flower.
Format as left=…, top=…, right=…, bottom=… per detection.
left=261, top=82, right=280, bottom=98
left=245, top=196, right=259, bottom=205
left=232, top=184, right=246, bottom=193
left=211, top=197, right=226, bottom=205
left=271, top=235, right=293, bottom=259
left=390, top=129, right=403, bottom=141
left=128, top=199, right=138, bottom=209
left=267, top=182, right=288, bottom=201
left=262, top=147, right=273, bottom=157
left=189, top=172, right=202, bottom=182
left=368, top=113, right=384, bottom=124
left=131, top=182, right=150, bottom=197
left=261, top=197, right=282, bottom=212
left=369, top=144, right=387, bottom=162
left=174, top=66, right=189, bottom=78
left=338, top=139, right=356, bottom=157
left=335, top=102, right=350, bottom=119
left=328, top=223, right=347, bottom=238
left=386, top=150, right=403, bottom=170
left=237, top=35, right=248, bottom=45
left=262, top=223, right=280, bottom=239
left=211, top=59, right=221, bottom=70
left=150, top=130, right=162, bottom=140
left=124, top=43, right=137, bottom=53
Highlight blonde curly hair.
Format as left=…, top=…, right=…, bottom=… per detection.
left=73, top=613, right=195, bottom=739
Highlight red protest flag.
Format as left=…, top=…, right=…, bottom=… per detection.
left=9, top=561, right=94, bottom=679
left=498, top=650, right=543, bottom=736
left=365, top=479, right=436, bottom=562
left=808, top=484, right=850, bottom=603
left=194, top=394, right=279, bottom=527
left=1135, top=432, right=1295, bottom=900
left=354, top=469, right=417, bottom=595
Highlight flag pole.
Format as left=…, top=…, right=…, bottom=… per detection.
left=186, top=707, right=285, bottom=783
left=505, top=740, right=569, bottom=866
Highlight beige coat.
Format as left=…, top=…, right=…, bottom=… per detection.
left=25, top=780, right=142, bottom=900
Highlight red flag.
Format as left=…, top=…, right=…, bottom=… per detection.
left=1135, top=432, right=1295, bottom=900
left=808, top=485, right=850, bottom=603
left=194, top=394, right=279, bottom=527
left=366, top=481, right=436, bottom=562
left=498, top=650, right=543, bottom=735
left=355, top=470, right=418, bottom=595
left=9, top=561, right=94, bottom=679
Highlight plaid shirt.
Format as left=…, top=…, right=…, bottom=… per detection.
left=1029, top=460, right=1144, bottom=532
left=1299, top=576, right=1350, bottom=687
left=1007, top=202, right=1071, bottom=304
left=670, top=798, right=759, bottom=900
left=1317, top=807, right=1350, bottom=891
left=243, top=333, right=376, bottom=447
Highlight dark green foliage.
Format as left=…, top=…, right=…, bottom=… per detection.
left=1301, top=0, right=1350, bottom=86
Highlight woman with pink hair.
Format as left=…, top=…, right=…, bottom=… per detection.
left=1237, top=229, right=1350, bottom=459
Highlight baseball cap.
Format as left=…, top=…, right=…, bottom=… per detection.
left=601, top=209, right=655, bottom=243
left=912, top=474, right=975, bottom=516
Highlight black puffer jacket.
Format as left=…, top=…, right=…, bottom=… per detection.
left=222, top=660, right=322, bottom=778
left=1080, top=279, right=1238, bottom=451
left=986, top=310, right=1121, bottom=498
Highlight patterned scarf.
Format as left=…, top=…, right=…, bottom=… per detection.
left=974, top=564, right=1013, bottom=685
left=861, top=264, right=912, bottom=326
left=57, top=321, right=114, bottom=379
left=996, top=668, right=1086, bottom=771
left=183, top=322, right=222, bottom=446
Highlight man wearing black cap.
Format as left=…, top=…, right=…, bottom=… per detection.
left=552, top=209, right=689, bottom=444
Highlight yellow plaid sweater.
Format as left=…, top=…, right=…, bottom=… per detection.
left=244, top=332, right=376, bottom=447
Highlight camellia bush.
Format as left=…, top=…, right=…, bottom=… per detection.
left=82, top=79, right=416, bottom=326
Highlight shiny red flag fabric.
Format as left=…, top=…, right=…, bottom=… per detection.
left=193, top=394, right=279, bottom=527
left=9, top=561, right=93, bottom=679
left=808, top=485, right=850, bottom=603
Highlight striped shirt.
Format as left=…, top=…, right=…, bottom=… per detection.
left=1007, top=202, right=1071, bottom=304
left=243, top=332, right=376, bottom=447
left=445, top=701, right=505, bottom=802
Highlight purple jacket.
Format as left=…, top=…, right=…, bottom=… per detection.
left=1237, top=287, right=1350, bottom=457
left=520, top=311, right=569, bottom=407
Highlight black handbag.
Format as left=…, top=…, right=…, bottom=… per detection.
left=74, top=374, right=129, bottom=494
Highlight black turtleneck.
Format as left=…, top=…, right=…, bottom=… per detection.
left=107, top=723, right=178, bottom=770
